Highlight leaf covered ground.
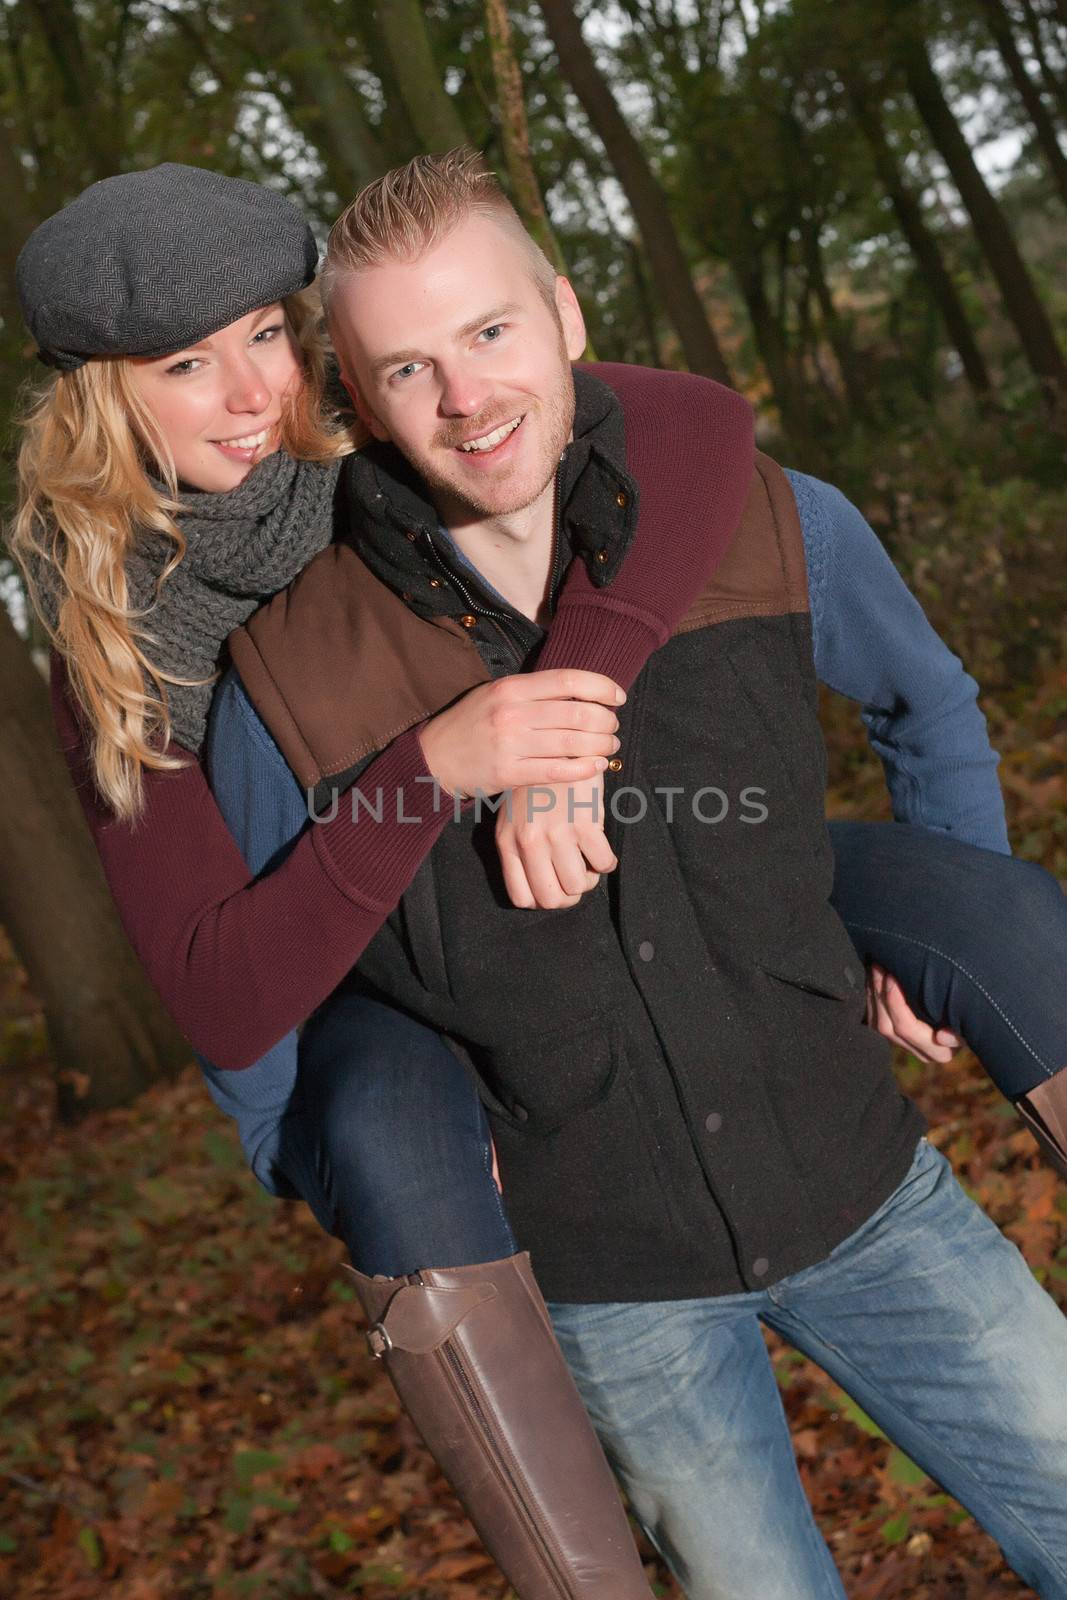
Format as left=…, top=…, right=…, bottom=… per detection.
left=1, top=668, right=1066, bottom=1600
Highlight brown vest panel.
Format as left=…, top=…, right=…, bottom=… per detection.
left=228, top=451, right=804, bottom=791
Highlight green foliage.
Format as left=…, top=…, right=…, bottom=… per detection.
left=887, top=1447, right=928, bottom=1486
left=880, top=1511, right=911, bottom=1544
left=76, top=1525, right=102, bottom=1569
left=4, top=0, right=1067, bottom=499
left=834, top=1392, right=886, bottom=1439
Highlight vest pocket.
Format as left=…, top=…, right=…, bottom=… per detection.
left=470, top=1016, right=620, bottom=1136
left=753, top=936, right=894, bottom=1191
left=756, top=934, right=863, bottom=1005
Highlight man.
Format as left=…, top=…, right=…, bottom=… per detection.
left=213, top=151, right=1067, bottom=1598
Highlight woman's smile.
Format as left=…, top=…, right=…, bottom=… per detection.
left=210, top=422, right=279, bottom=464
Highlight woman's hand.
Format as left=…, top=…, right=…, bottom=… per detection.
left=864, top=963, right=962, bottom=1064
left=496, top=774, right=618, bottom=909
left=417, top=670, right=624, bottom=801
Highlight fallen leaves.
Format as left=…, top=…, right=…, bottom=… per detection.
left=1, top=668, right=1065, bottom=1597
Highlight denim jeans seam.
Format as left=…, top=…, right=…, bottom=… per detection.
left=845, top=920, right=1057, bottom=1079
left=765, top=1302, right=1067, bottom=1586
left=480, top=1128, right=515, bottom=1250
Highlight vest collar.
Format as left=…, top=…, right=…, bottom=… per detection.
left=339, top=366, right=640, bottom=614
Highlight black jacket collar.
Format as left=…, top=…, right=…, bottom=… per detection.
left=338, top=367, right=640, bottom=622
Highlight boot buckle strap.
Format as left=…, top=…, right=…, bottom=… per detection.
left=366, top=1322, right=393, bottom=1360
left=341, top=1265, right=499, bottom=1355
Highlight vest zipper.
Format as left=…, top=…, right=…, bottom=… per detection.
left=410, top=1270, right=569, bottom=1597
left=421, top=530, right=527, bottom=666
left=420, top=458, right=565, bottom=669
left=546, top=467, right=563, bottom=621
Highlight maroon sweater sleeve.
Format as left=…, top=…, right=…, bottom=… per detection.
left=51, top=656, right=450, bottom=1071
left=52, top=380, right=754, bottom=1070
left=539, top=368, right=755, bottom=685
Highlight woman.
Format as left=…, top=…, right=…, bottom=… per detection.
left=12, top=165, right=1067, bottom=1596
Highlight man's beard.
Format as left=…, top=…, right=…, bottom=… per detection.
left=421, top=343, right=576, bottom=521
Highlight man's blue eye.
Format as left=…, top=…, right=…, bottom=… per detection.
left=481, top=325, right=503, bottom=341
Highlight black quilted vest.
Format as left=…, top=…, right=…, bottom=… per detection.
left=234, top=368, right=924, bottom=1301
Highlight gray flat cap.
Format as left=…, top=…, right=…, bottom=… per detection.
left=16, top=163, right=319, bottom=370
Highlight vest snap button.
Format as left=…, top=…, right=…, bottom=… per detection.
left=428, top=577, right=444, bottom=589
left=512, top=1102, right=529, bottom=1123
left=595, top=548, right=609, bottom=563
left=752, top=1257, right=770, bottom=1279
left=844, top=965, right=858, bottom=989
left=638, top=941, right=655, bottom=962
left=615, top=491, right=628, bottom=509
left=406, top=531, right=418, bottom=542
left=607, top=757, right=623, bottom=773
left=401, top=592, right=412, bottom=603
left=704, top=1111, right=722, bottom=1133
left=460, top=614, right=478, bottom=629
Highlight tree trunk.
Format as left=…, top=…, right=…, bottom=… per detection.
left=373, top=0, right=467, bottom=153
left=797, top=274, right=842, bottom=417
left=0, top=614, right=190, bottom=1120
left=0, top=119, right=42, bottom=321
left=24, top=0, right=120, bottom=179
left=1, top=2, right=53, bottom=195
left=349, top=5, right=424, bottom=165
left=897, top=25, right=1067, bottom=394
left=1017, top=0, right=1067, bottom=122
left=628, top=237, right=667, bottom=367
left=0, top=128, right=45, bottom=488
left=979, top=0, right=1067, bottom=208
left=537, top=0, right=734, bottom=385
left=485, top=0, right=568, bottom=273
left=736, top=250, right=805, bottom=440
left=848, top=79, right=996, bottom=402
left=246, top=0, right=387, bottom=196
left=800, top=219, right=870, bottom=417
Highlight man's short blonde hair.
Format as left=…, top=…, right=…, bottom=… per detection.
left=321, top=147, right=558, bottom=318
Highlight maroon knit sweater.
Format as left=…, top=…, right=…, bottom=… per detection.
left=51, top=379, right=754, bottom=1069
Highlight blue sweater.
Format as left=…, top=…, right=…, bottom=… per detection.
left=200, top=472, right=1009, bottom=1191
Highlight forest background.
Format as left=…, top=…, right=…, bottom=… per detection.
left=1, top=0, right=1067, bottom=1596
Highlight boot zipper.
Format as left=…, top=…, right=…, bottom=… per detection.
left=410, top=1270, right=570, bottom=1598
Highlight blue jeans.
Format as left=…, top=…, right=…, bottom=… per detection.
left=829, top=821, right=1067, bottom=1097
left=548, top=1137, right=1067, bottom=1600
left=275, top=992, right=517, bottom=1274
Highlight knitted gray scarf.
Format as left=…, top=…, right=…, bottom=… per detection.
left=38, top=450, right=342, bottom=756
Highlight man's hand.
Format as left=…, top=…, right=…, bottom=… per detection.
left=417, top=670, right=623, bottom=801
left=864, top=962, right=962, bottom=1064
left=497, top=774, right=617, bottom=909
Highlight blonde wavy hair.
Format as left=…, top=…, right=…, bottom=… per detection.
left=10, top=287, right=355, bottom=821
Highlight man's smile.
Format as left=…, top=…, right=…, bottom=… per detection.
left=455, top=414, right=525, bottom=456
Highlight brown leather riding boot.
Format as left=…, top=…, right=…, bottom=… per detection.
left=1014, top=1063, right=1067, bottom=1181
left=344, top=1251, right=652, bottom=1600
